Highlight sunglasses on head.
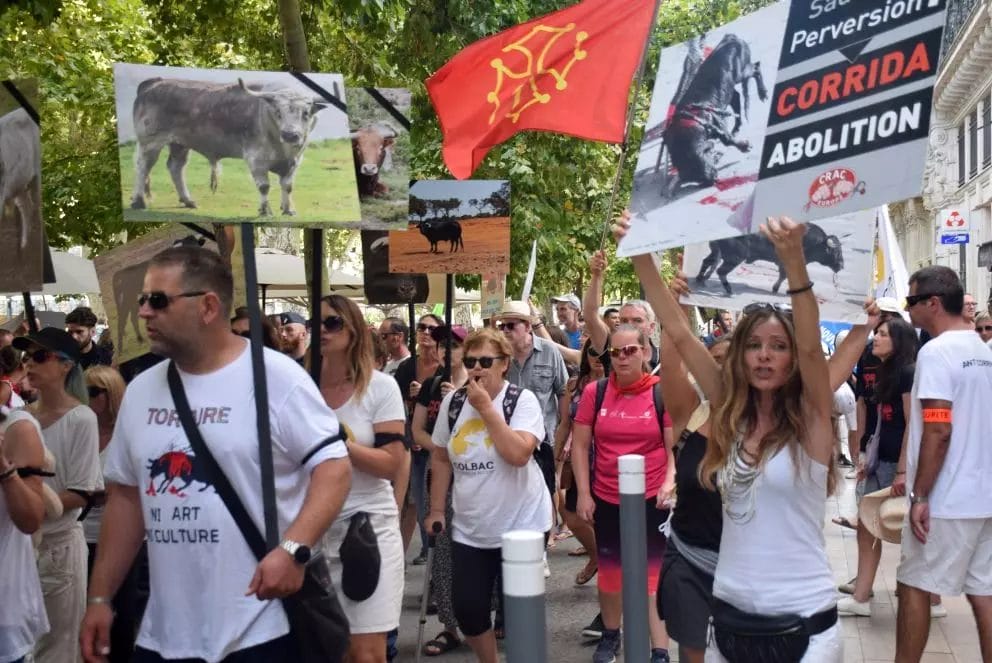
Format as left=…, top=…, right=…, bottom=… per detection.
left=137, top=290, right=207, bottom=310
left=416, top=323, right=438, bottom=333
left=87, top=385, right=106, bottom=399
left=320, top=315, right=346, bottom=333
left=463, top=355, right=504, bottom=369
left=742, top=302, right=792, bottom=317
left=609, top=344, right=641, bottom=359
left=904, top=292, right=938, bottom=308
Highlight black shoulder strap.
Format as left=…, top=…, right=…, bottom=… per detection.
left=653, top=381, right=665, bottom=438
left=447, top=387, right=468, bottom=432
left=591, top=378, right=609, bottom=431
left=502, top=382, right=522, bottom=423
left=167, top=361, right=268, bottom=562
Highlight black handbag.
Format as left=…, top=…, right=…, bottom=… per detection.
left=339, top=511, right=381, bottom=602
left=711, top=599, right=837, bottom=663
left=167, top=361, right=350, bottom=663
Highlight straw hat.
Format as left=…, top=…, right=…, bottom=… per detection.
left=858, top=487, right=907, bottom=544
left=494, top=301, right=537, bottom=325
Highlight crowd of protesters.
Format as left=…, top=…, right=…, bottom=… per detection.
left=0, top=211, right=990, bottom=663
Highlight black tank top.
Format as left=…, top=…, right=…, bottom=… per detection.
left=671, top=429, right=723, bottom=552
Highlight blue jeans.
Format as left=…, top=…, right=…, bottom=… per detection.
left=386, top=628, right=399, bottom=661
left=411, top=450, right=430, bottom=555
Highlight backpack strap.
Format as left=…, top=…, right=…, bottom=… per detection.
left=447, top=386, right=469, bottom=432
left=653, top=381, right=666, bottom=438
left=590, top=378, right=609, bottom=432
left=502, top=382, right=522, bottom=424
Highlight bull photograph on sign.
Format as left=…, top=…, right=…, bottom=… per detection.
left=681, top=207, right=876, bottom=322
left=360, top=230, right=428, bottom=305
left=347, top=87, right=411, bottom=229
left=388, top=179, right=510, bottom=275
left=0, top=78, right=44, bottom=293
left=113, top=64, right=361, bottom=225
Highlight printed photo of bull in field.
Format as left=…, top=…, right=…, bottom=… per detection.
left=347, top=87, right=411, bottom=230
left=0, top=79, right=44, bottom=292
left=114, top=64, right=360, bottom=225
left=388, top=179, right=510, bottom=275
left=680, top=210, right=876, bottom=323
left=619, top=1, right=789, bottom=256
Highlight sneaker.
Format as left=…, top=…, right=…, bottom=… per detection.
left=592, top=628, right=621, bottom=663
left=650, top=648, right=671, bottom=663
left=543, top=559, right=551, bottom=578
left=581, top=613, right=605, bottom=639
left=412, top=552, right=428, bottom=566
left=837, top=596, right=871, bottom=617
left=837, top=454, right=854, bottom=468
left=837, top=578, right=874, bottom=598
left=930, top=603, right=948, bottom=618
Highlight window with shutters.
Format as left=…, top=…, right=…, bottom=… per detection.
left=984, top=96, right=991, bottom=168
left=959, top=122, right=966, bottom=186
left=969, top=110, right=978, bottom=178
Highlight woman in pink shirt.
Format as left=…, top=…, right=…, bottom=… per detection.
left=571, top=325, right=675, bottom=663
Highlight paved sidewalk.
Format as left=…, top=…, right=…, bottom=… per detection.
left=395, top=474, right=985, bottom=661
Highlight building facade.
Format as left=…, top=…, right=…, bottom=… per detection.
left=889, top=0, right=992, bottom=310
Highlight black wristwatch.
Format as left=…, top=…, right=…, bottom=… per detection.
left=280, top=539, right=312, bottom=565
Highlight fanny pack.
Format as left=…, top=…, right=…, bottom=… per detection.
left=711, top=598, right=837, bottom=663
left=339, top=511, right=381, bottom=602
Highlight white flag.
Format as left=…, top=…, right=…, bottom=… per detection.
left=520, top=240, right=538, bottom=302
left=874, top=206, right=910, bottom=306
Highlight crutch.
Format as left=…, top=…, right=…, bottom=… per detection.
left=415, top=521, right=443, bottom=663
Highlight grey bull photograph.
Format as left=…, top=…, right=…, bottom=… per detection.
left=114, top=64, right=361, bottom=225
left=0, top=78, right=44, bottom=293
left=681, top=208, right=876, bottom=323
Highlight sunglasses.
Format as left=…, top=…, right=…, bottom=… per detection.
left=977, top=325, right=992, bottom=332
left=609, top=344, right=642, bottom=359
left=87, top=386, right=106, bottom=399
left=463, top=355, right=505, bottom=369
left=416, top=323, right=438, bottom=333
left=742, top=302, right=792, bottom=317
left=380, top=331, right=400, bottom=339
left=320, top=315, right=346, bottom=333
left=137, top=290, right=207, bottom=310
left=496, top=321, right=521, bottom=332
left=25, top=348, right=56, bottom=364
left=904, top=292, right=938, bottom=308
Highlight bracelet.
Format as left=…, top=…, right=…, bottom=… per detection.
left=87, top=596, right=112, bottom=606
left=895, top=470, right=906, bottom=475
left=786, top=282, right=814, bottom=295
left=0, top=466, right=16, bottom=483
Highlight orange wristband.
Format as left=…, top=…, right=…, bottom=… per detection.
left=922, top=408, right=951, bottom=423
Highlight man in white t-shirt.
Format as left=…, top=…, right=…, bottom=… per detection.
left=80, top=246, right=352, bottom=663
left=896, top=266, right=992, bottom=663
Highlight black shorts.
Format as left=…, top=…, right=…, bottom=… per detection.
left=657, top=543, right=715, bottom=650
left=564, top=482, right=578, bottom=512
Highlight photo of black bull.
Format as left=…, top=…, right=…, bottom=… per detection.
left=663, top=34, right=767, bottom=197
left=419, top=219, right=464, bottom=253
left=129, top=77, right=330, bottom=216
left=696, top=223, right=844, bottom=295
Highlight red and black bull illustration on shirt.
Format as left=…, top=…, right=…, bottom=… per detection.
left=146, top=448, right=213, bottom=498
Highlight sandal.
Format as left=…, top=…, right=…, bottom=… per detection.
left=832, top=516, right=857, bottom=530
left=575, top=560, right=598, bottom=586
left=423, top=631, right=461, bottom=656
left=568, top=546, right=588, bottom=557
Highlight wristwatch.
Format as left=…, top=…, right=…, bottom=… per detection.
left=909, top=491, right=928, bottom=505
left=280, top=539, right=312, bottom=565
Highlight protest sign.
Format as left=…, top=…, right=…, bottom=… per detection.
left=114, top=64, right=360, bottom=225
left=0, top=79, right=44, bottom=292
left=347, top=87, right=411, bottom=229
left=481, top=272, right=506, bottom=318
left=389, top=180, right=510, bottom=275
left=681, top=207, right=874, bottom=322
left=620, top=0, right=946, bottom=256
left=360, top=230, right=428, bottom=305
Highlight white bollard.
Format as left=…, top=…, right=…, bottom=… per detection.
left=502, top=530, right=547, bottom=663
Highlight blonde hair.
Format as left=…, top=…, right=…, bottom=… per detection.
left=84, top=365, right=126, bottom=423
left=699, top=308, right=836, bottom=495
left=321, top=295, right=374, bottom=398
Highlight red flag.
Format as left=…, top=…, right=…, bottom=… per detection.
left=427, top=0, right=656, bottom=179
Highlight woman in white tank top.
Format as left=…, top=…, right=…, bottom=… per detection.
left=618, top=213, right=846, bottom=663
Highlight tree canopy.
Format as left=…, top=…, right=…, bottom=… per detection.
left=0, top=0, right=774, bottom=303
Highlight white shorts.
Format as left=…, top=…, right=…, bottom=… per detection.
left=705, top=622, right=842, bottom=663
left=324, top=511, right=405, bottom=634
left=897, top=516, right=992, bottom=596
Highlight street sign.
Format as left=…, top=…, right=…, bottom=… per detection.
left=939, top=208, right=969, bottom=232
left=940, top=232, right=969, bottom=245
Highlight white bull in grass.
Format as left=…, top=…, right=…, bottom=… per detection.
left=129, top=77, right=330, bottom=216
left=0, top=107, right=41, bottom=251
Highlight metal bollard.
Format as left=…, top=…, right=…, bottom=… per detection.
left=619, top=454, right=649, bottom=662
left=502, top=530, right=547, bottom=663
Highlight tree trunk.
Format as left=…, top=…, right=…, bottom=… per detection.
left=276, top=0, right=329, bottom=294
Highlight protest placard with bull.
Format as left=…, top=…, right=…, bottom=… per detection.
left=0, top=79, right=44, bottom=293
left=113, top=64, right=361, bottom=226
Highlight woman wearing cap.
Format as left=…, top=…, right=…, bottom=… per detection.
left=14, top=328, right=101, bottom=663
left=427, top=328, right=551, bottom=663
left=617, top=212, right=844, bottom=662
left=0, top=377, right=50, bottom=663
left=571, top=323, right=675, bottom=663
left=318, top=295, right=406, bottom=663
left=838, top=317, right=919, bottom=617
left=411, top=324, right=468, bottom=656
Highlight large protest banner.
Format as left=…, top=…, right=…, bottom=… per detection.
left=619, top=0, right=947, bottom=257
left=681, top=207, right=874, bottom=322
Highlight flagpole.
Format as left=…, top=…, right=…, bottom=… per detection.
left=598, top=0, right=663, bottom=250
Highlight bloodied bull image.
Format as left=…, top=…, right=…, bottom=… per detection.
left=662, top=33, right=767, bottom=197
